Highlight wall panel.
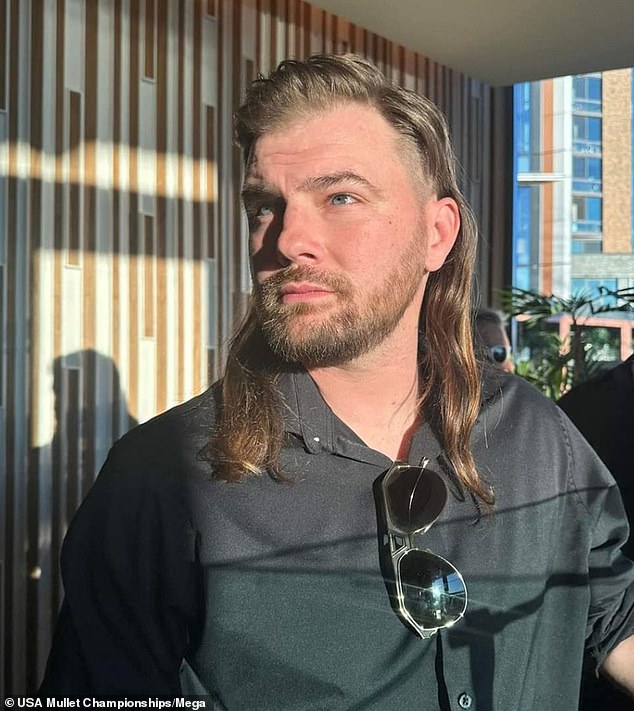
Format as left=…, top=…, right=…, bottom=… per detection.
left=0, top=0, right=505, bottom=696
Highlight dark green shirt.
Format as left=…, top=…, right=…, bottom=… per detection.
left=40, top=370, right=634, bottom=710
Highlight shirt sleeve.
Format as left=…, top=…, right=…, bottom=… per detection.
left=38, top=447, right=200, bottom=696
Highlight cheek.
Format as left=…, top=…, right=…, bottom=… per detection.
left=248, top=236, right=270, bottom=281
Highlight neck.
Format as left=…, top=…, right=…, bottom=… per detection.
left=307, top=322, right=421, bottom=461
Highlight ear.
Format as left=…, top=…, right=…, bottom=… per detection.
left=423, top=197, right=460, bottom=272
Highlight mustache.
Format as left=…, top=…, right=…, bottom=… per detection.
left=255, top=266, right=353, bottom=297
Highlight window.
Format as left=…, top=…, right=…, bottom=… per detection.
left=572, top=75, right=602, bottom=112
left=571, top=278, right=618, bottom=306
left=572, top=196, right=602, bottom=233
left=571, top=238, right=602, bottom=254
left=573, top=115, right=602, bottom=154
left=513, top=185, right=536, bottom=290
left=514, top=82, right=541, bottom=173
left=573, top=156, right=602, bottom=192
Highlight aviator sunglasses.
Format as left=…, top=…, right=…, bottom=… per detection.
left=381, top=459, right=467, bottom=639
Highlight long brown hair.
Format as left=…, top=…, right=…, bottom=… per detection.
left=203, top=54, right=494, bottom=505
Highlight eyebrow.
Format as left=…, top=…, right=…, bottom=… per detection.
left=241, top=182, right=280, bottom=203
left=242, top=170, right=383, bottom=201
left=297, top=170, right=381, bottom=194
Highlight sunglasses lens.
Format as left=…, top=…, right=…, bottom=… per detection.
left=490, top=346, right=508, bottom=363
left=384, top=466, right=447, bottom=532
left=399, top=549, right=467, bottom=629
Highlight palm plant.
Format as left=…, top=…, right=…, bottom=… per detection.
left=501, top=286, right=634, bottom=398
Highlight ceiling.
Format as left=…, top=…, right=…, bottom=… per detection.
left=313, top=0, right=634, bottom=86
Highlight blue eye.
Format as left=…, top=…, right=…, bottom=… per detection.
left=330, top=194, right=354, bottom=206
left=256, top=205, right=274, bottom=217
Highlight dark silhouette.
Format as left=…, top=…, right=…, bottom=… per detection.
left=25, top=350, right=136, bottom=692
left=559, top=353, right=634, bottom=710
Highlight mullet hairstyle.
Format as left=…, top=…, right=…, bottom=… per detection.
left=202, top=54, right=494, bottom=506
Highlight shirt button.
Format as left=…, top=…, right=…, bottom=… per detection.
left=458, top=692, right=473, bottom=709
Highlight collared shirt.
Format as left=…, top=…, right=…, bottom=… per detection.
left=40, top=369, right=634, bottom=710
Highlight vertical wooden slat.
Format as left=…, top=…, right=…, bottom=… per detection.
left=216, top=0, right=227, bottom=361
left=128, top=0, right=140, bottom=418
left=192, top=0, right=202, bottom=261
left=26, top=0, right=45, bottom=691
left=144, top=0, right=155, bottom=79
left=143, top=215, right=155, bottom=338
left=6, top=0, right=24, bottom=693
left=0, top=264, right=4, bottom=406
left=206, top=105, right=216, bottom=260
left=155, top=0, right=168, bottom=411
left=176, top=0, right=186, bottom=402
left=112, top=0, right=122, bottom=436
left=0, top=0, right=6, bottom=110
left=192, top=0, right=203, bottom=393
left=50, top=0, right=66, bottom=627
left=231, top=0, right=243, bottom=331
left=82, top=0, right=98, bottom=496
left=64, top=367, right=80, bottom=522
left=68, top=91, right=81, bottom=265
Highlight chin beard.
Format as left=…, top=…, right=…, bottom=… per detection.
left=255, top=277, right=419, bottom=369
left=253, top=230, right=427, bottom=368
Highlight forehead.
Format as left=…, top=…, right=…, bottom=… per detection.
left=479, top=321, right=508, bottom=345
left=247, top=103, right=420, bottom=185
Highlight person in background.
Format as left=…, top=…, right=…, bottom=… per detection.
left=473, top=307, right=514, bottom=373
left=39, top=54, right=634, bottom=709
left=559, top=353, right=634, bottom=711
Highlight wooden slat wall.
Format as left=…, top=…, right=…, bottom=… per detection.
left=0, top=0, right=505, bottom=696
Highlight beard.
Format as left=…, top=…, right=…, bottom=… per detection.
left=253, top=233, right=427, bottom=368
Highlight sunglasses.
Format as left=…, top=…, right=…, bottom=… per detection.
left=488, top=345, right=511, bottom=364
left=381, top=459, right=467, bottom=639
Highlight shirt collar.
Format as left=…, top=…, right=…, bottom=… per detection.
left=276, top=370, right=445, bottom=469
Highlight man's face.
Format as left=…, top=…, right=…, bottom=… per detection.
left=243, top=103, right=456, bottom=367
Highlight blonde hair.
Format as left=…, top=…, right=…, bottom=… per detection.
left=202, top=54, right=493, bottom=506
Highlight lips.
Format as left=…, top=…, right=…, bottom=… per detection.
left=281, top=282, right=333, bottom=295
left=279, top=282, right=335, bottom=303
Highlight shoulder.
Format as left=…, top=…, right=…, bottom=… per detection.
left=477, top=368, right=575, bottom=463
left=481, top=367, right=564, bottom=421
left=477, top=369, right=615, bottom=496
left=65, top=384, right=221, bottom=537
left=106, top=383, right=220, bottom=474
left=559, top=356, right=634, bottom=416
left=60, top=387, right=221, bottom=568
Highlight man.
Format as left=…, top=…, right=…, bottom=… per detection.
left=473, top=308, right=514, bottom=373
left=559, top=353, right=634, bottom=560
left=559, top=354, right=634, bottom=710
left=40, top=55, right=634, bottom=709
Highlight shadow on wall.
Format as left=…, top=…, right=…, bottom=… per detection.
left=21, top=350, right=137, bottom=693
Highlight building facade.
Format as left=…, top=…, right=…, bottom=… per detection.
left=513, top=68, right=634, bottom=298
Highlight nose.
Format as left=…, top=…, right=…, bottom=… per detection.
left=275, top=203, right=322, bottom=266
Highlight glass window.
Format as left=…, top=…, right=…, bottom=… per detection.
left=573, top=116, right=602, bottom=141
left=573, top=116, right=602, bottom=154
left=571, top=238, right=603, bottom=254
left=571, top=278, right=617, bottom=301
left=514, top=82, right=542, bottom=173
left=572, top=195, right=603, bottom=222
left=572, top=156, right=602, bottom=192
left=573, top=75, right=602, bottom=112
